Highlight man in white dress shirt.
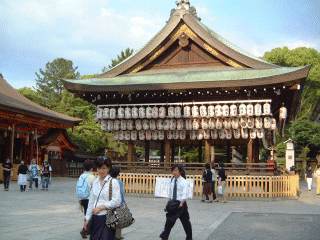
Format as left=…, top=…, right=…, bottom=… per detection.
left=159, top=165, right=192, bottom=240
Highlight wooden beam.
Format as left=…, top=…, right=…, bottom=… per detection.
left=205, top=140, right=210, bottom=163
left=160, top=141, right=165, bottom=162
left=145, top=140, right=150, bottom=163
left=165, top=140, right=170, bottom=164
left=127, top=140, right=133, bottom=163
left=247, top=139, right=253, bottom=164
left=198, top=140, right=203, bottom=162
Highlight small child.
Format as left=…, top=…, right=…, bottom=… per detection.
left=41, top=160, right=52, bottom=191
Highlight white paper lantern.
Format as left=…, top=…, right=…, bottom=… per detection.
left=271, top=118, right=277, bottom=130
left=264, top=117, right=271, bottom=129
left=263, top=102, right=271, bottom=115
left=197, top=129, right=204, bottom=140
left=241, top=128, right=248, bottom=139
left=143, top=120, right=150, bottom=130
left=180, top=130, right=186, bottom=140
left=219, top=129, right=226, bottom=139
left=139, top=130, right=145, bottom=140
left=110, top=108, right=116, bottom=119
left=135, top=120, right=142, bottom=130
left=175, top=106, right=182, bottom=118
left=139, top=107, right=146, bottom=118
left=240, top=118, right=248, bottom=128
left=108, top=120, right=114, bottom=131
left=208, top=118, right=215, bottom=129
left=146, top=130, right=152, bottom=140
left=159, top=107, right=166, bottom=118
left=132, top=107, right=139, bottom=118
left=114, top=131, right=119, bottom=140
left=102, top=108, right=110, bottom=119
left=200, top=105, right=207, bottom=117
left=231, top=118, right=239, bottom=129
left=114, top=120, right=120, bottom=131
left=150, top=120, right=156, bottom=130
left=169, top=119, right=176, bottom=130
left=193, top=119, right=200, bottom=130
left=101, top=120, right=107, bottom=131
left=222, top=105, right=229, bottom=117
left=208, top=105, right=215, bottom=117
left=247, top=117, right=255, bottom=129
left=168, top=107, right=175, bottom=118
left=118, top=107, right=125, bottom=119
left=163, top=119, right=170, bottom=130
left=255, top=117, right=263, bottom=129
left=185, top=119, right=192, bottom=130
left=120, top=120, right=127, bottom=130
left=211, top=129, right=218, bottom=139
left=215, top=105, right=222, bottom=117
left=159, top=130, right=165, bottom=140
left=183, top=106, right=191, bottom=118
left=190, top=130, right=197, bottom=140
left=247, top=104, right=254, bottom=116
left=125, top=107, right=132, bottom=119
left=216, top=118, right=223, bottom=129
left=131, top=131, right=137, bottom=141
left=157, top=119, right=164, bottom=130
left=202, top=118, right=209, bottom=129
left=146, top=107, right=153, bottom=118
left=96, top=109, right=103, bottom=120
left=192, top=105, right=199, bottom=118
left=250, top=128, right=256, bottom=139
left=152, top=107, right=159, bottom=118
left=255, top=104, right=262, bottom=116
left=119, top=131, right=125, bottom=140
left=280, top=107, right=287, bottom=119
left=152, top=130, right=159, bottom=140
left=167, top=130, right=173, bottom=140
left=127, top=120, right=134, bottom=130
left=177, top=119, right=184, bottom=130
left=257, top=129, right=264, bottom=139
left=224, top=118, right=232, bottom=129
left=230, top=104, right=237, bottom=117
left=226, top=129, right=232, bottom=139
left=233, top=129, right=241, bottom=139
left=204, top=129, right=210, bottom=139
left=173, top=130, right=179, bottom=140
left=125, top=131, right=131, bottom=141
left=239, top=104, right=247, bottom=116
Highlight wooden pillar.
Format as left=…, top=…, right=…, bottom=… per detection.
left=198, top=140, right=203, bottom=162
left=205, top=140, right=210, bottom=163
left=253, top=138, right=260, bottom=163
left=23, top=138, right=27, bottom=162
left=165, top=140, right=171, bottom=169
left=247, top=139, right=253, bottom=164
left=211, top=145, right=215, bottom=163
left=127, top=140, right=133, bottom=164
left=160, top=141, right=165, bottom=162
left=145, top=141, right=150, bottom=163
left=8, top=131, right=14, bottom=160
left=227, top=140, right=231, bottom=163
left=29, top=134, right=34, bottom=164
left=171, top=145, right=175, bottom=162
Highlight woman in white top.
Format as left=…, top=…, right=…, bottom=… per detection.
left=84, top=157, right=121, bottom=240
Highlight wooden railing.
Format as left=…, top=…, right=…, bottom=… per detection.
left=91, top=172, right=300, bottom=198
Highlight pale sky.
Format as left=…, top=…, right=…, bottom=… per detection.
left=1, top=0, right=319, bottom=89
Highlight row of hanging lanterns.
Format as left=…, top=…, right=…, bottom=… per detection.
left=95, top=102, right=274, bottom=120
left=110, top=128, right=266, bottom=141
left=100, top=117, right=277, bottom=131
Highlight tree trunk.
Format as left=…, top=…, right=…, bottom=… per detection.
left=301, top=149, right=307, bottom=179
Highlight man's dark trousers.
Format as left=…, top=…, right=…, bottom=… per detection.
left=3, top=174, right=10, bottom=189
left=160, top=202, right=192, bottom=240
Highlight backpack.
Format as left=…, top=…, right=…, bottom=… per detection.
left=76, top=174, right=91, bottom=199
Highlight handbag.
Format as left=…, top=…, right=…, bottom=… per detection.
left=105, top=178, right=135, bottom=229
left=165, top=200, right=181, bottom=214
left=218, top=185, right=223, bottom=195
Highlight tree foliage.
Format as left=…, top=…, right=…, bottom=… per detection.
left=102, top=48, right=134, bottom=72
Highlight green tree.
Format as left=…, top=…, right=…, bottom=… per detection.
left=288, top=119, right=320, bottom=177
left=102, top=48, right=134, bottom=72
left=34, top=58, right=80, bottom=110
left=263, top=47, right=320, bottom=120
left=17, top=87, right=42, bottom=105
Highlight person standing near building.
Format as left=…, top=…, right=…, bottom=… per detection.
left=201, top=163, right=213, bottom=203
left=29, top=159, right=40, bottom=190
left=211, top=164, right=217, bottom=200
left=2, top=157, right=13, bottom=191
left=159, top=164, right=192, bottom=240
left=315, top=165, right=320, bottom=195
left=214, top=161, right=227, bottom=203
left=305, top=165, right=314, bottom=191
left=18, top=160, right=28, bottom=192
left=78, top=160, right=96, bottom=239
left=41, top=160, right=52, bottom=191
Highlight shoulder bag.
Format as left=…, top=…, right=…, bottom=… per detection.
left=105, top=178, right=135, bottom=229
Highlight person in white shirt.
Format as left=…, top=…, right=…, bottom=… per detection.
left=159, top=164, right=192, bottom=240
left=83, top=157, right=121, bottom=240
left=79, top=160, right=96, bottom=239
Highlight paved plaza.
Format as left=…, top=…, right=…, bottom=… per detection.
left=1, top=177, right=320, bottom=240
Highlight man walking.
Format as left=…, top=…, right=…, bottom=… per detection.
left=2, top=157, right=13, bottom=191
left=160, top=164, right=192, bottom=240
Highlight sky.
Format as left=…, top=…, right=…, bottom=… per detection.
left=1, top=0, right=319, bottom=89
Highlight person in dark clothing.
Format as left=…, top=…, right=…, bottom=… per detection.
left=305, top=165, right=314, bottom=191
left=214, top=161, right=227, bottom=203
left=18, top=160, right=28, bottom=191
left=3, top=157, right=13, bottom=191
left=201, top=163, right=213, bottom=203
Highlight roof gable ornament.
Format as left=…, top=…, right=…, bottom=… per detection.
left=170, top=0, right=201, bottom=21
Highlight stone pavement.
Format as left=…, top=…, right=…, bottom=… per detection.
left=1, top=178, right=320, bottom=240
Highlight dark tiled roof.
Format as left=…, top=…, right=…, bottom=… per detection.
left=36, top=128, right=80, bottom=149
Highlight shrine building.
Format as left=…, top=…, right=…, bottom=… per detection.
left=62, top=1, right=310, bottom=165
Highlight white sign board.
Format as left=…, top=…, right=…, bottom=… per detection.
left=154, top=178, right=194, bottom=199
